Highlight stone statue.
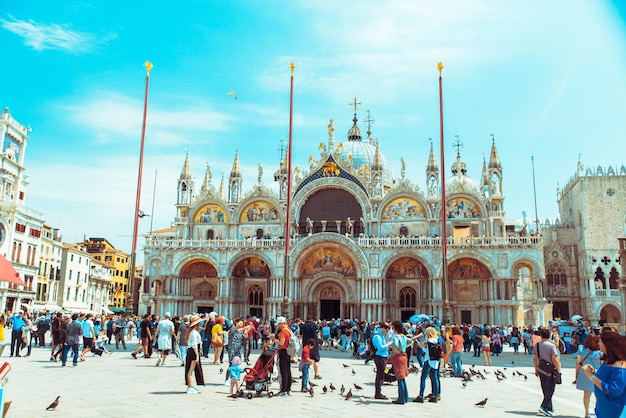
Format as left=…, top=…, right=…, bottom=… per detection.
left=400, top=157, right=406, bottom=178
left=346, top=216, right=354, bottom=235
left=306, top=217, right=314, bottom=234
left=257, top=163, right=263, bottom=184
left=328, top=119, right=335, bottom=138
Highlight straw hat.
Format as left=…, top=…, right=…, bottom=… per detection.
left=189, top=315, right=202, bottom=327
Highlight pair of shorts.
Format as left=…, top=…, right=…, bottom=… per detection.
left=83, top=337, right=94, bottom=349
left=140, top=337, right=150, bottom=347
left=482, top=346, right=491, bottom=352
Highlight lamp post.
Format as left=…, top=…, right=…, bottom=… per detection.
left=127, top=61, right=152, bottom=314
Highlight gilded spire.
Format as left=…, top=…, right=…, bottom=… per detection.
left=481, top=155, right=489, bottom=186
left=219, top=173, right=225, bottom=200
left=230, top=149, right=241, bottom=178
left=200, top=163, right=213, bottom=195
left=180, top=149, right=191, bottom=180
left=426, top=138, right=438, bottom=173
left=488, top=134, right=502, bottom=170
left=372, top=141, right=383, bottom=171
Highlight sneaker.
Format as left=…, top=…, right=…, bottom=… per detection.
left=375, top=394, right=388, bottom=400
left=161, top=362, right=166, bottom=367
left=428, top=397, right=437, bottom=403
left=314, top=375, right=322, bottom=379
left=156, top=359, right=162, bottom=367
left=538, top=407, right=553, bottom=417
left=131, top=352, right=137, bottom=359
left=413, top=396, right=424, bottom=403
left=277, top=392, right=287, bottom=397
left=186, top=387, right=200, bottom=394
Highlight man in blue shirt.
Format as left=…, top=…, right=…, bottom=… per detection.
left=372, top=323, right=390, bottom=400
left=10, top=310, right=26, bottom=357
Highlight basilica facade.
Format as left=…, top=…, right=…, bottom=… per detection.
left=140, top=112, right=547, bottom=325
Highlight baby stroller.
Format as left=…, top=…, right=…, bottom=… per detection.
left=239, top=349, right=276, bottom=399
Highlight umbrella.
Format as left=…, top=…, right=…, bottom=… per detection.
left=0, top=254, right=24, bottom=286
left=408, top=313, right=430, bottom=324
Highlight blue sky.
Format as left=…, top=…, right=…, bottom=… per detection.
left=2, top=1, right=626, bottom=257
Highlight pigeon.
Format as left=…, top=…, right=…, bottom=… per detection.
left=343, top=363, right=349, bottom=368
left=523, top=375, right=528, bottom=381
left=352, top=369, right=356, bottom=375
left=46, top=396, right=60, bottom=411
left=496, top=374, right=504, bottom=382
left=516, top=370, right=524, bottom=377
left=329, top=383, right=336, bottom=391
left=475, top=398, right=488, bottom=407
left=462, top=381, right=467, bottom=388
left=483, top=369, right=490, bottom=374
left=354, top=383, right=363, bottom=390
left=309, top=382, right=318, bottom=388
left=219, top=368, right=224, bottom=374
left=340, top=384, right=345, bottom=395
left=323, top=385, right=328, bottom=394
left=227, top=90, right=238, bottom=100
left=309, top=387, right=314, bottom=397
left=345, top=388, right=353, bottom=400
left=227, top=393, right=238, bottom=399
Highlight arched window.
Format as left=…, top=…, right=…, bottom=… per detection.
left=193, top=282, right=215, bottom=299
left=546, top=264, right=567, bottom=286
left=609, top=267, right=619, bottom=289
left=248, top=285, right=264, bottom=306
left=399, top=286, right=417, bottom=309
left=594, top=267, right=606, bottom=289
left=207, top=229, right=214, bottom=240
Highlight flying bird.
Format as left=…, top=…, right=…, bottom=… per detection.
left=46, top=396, right=60, bottom=411
left=475, top=398, right=488, bottom=407
left=322, top=385, right=328, bottom=394
left=354, top=383, right=363, bottom=390
left=345, top=388, right=353, bottom=400
left=227, top=90, right=238, bottom=100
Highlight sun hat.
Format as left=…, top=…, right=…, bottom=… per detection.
left=276, top=316, right=286, bottom=325
left=189, top=315, right=202, bottom=327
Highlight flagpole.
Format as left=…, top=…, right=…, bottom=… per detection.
left=438, top=62, right=451, bottom=324
left=531, top=156, right=540, bottom=236
left=282, top=62, right=295, bottom=318
left=128, top=61, right=152, bottom=314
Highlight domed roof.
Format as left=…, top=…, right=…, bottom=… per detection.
left=445, top=155, right=481, bottom=194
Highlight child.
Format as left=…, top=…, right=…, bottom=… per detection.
left=227, top=356, right=245, bottom=395
left=300, top=338, right=316, bottom=392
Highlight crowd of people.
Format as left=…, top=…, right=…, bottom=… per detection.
left=2, top=310, right=625, bottom=416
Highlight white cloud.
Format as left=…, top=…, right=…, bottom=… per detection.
left=56, top=92, right=237, bottom=146
left=0, top=15, right=114, bottom=53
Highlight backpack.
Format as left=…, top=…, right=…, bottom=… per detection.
left=427, top=341, right=441, bottom=360
left=365, top=336, right=378, bottom=358
left=286, top=329, right=301, bottom=357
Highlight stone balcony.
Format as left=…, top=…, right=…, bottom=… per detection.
left=594, top=289, right=621, bottom=298
left=144, top=235, right=542, bottom=250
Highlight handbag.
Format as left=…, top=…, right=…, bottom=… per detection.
left=212, top=332, right=223, bottom=348
left=389, top=352, right=408, bottom=380
left=536, top=343, right=556, bottom=377
left=553, top=369, right=562, bottom=384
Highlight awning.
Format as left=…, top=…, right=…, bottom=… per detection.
left=109, top=308, right=126, bottom=314
left=0, top=254, right=24, bottom=286
left=30, top=304, right=63, bottom=312
left=103, top=308, right=114, bottom=314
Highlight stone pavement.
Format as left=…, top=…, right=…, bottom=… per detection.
left=1, top=339, right=591, bottom=418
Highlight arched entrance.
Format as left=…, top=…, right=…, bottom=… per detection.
left=298, top=188, right=363, bottom=234
left=315, top=282, right=344, bottom=320
left=448, top=257, right=493, bottom=324
left=600, top=304, right=621, bottom=325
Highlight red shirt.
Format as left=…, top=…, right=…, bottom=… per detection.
left=278, top=327, right=291, bottom=350
left=302, top=345, right=311, bottom=361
